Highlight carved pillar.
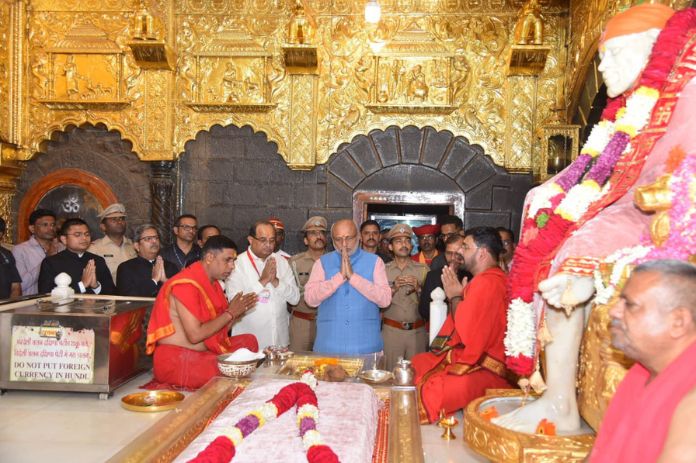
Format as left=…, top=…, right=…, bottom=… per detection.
left=287, top=74, right=318, bottom=169
left=0, top=150, right=24, bottom=244
left=149, top=161, right=175, bottom=246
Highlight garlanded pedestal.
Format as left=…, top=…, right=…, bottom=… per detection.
left=464, top=390, right=594, bottom=463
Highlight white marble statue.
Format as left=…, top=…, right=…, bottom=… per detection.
left=493, top=4, right=694, bottom=433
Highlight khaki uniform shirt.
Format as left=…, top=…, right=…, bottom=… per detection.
left=384, top=260, right=429, bottom=322
left=289, top=251, right=323, bottom=314
left=88, top=236, right=136, bottom=284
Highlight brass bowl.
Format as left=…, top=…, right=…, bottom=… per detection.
left=121, top=390, right=185, bottom=412
left=359, top=369, right=393, bottom=384
left=217, top=353, right=265, bottom=377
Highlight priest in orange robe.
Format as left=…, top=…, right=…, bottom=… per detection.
left=145, top=235, right=259, bottom=390
left=412, top=227, right=512, bottom=423
left=589, top=260, right=696, bottom=463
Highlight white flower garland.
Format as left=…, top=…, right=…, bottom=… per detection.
left=504, top=297, right=536, bottom=359
left=593, top=245, right=652, bottom=305
left=555, top=87, right=658, bottom=222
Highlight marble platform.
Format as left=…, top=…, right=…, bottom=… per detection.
left=0, top=371, right=488, bottom=462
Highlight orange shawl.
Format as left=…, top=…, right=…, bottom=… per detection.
left=145, top=261, right=235, bottom=355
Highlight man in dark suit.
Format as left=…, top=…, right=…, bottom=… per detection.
left=38, top=218, right=115, bottom=295
left=117, top=224, right=178, bottom=297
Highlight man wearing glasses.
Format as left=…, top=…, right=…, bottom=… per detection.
left=12, top=208, right=64, bottom=295
left=38, top=218, right=115, bottom=295
left=305, top=219, right=391, bottom=355
left=116, top=224, right=179, bottom=297
left=161, top=214, right=201, bottom=271
left=225, top=220, right=299, bottom=350
left=88, top=203, right=136, bottom=284
left=288, top=216, right=328, bottom=352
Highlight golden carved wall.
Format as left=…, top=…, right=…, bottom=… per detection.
left=0, top=0, right=573, bottom=174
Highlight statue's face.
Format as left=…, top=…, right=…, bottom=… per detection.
left=598, top=30, right=658, bottom=98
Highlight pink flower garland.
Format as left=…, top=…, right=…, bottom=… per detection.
left=640, top=153, right=696, bottom=263
left=188, top=372, right=339, bottom=463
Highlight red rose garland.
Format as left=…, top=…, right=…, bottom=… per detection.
left=188, top=371, right=339, bottom=463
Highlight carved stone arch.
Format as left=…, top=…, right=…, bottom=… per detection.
left=176, top=121, right=285, bottom=163
left=28, top=118, right=144, bottom=161
left=12, top=123, right=151, bottom=242
left=325, top=125, right=533, bottom=235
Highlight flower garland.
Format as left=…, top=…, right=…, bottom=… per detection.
left=593, top=151, right=696, bottom=304
left=504, top=9, right=696, bottom=376
left=188, top=371, right=340, bottom=463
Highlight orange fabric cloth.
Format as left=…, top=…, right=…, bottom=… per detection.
left=146, top=261, right=256, bottom=355
left=589, top=340, right=696, bottom=463
left=600, top=3, right=674, bottom=45
left=412, top=266, right=511, bottom=423
left=145, top=261, right=259, bottom=389
left=147, top=342, right=256, bottom=390
left=410, top=250, right=438, bottom=266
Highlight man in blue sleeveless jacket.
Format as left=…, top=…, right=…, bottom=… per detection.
left=305, top=219, right=391, bottom=355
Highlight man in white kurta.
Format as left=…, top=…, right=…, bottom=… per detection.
left=225, top=220, right=299, bottom=349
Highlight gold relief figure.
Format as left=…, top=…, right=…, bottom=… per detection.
left=353, top=55, right=372, bottom=99
left=32, top=58, right=49, bottom=98
left=406, top=64, right=428, bottom=103
left=451, top=55, right=470, bottom=103
left=222, top=62, right=242, bottom=103
left=243, top=67, right=262, bottom=102
left=63, top=55, right=81, bottom=98
left=514, top=0, right=544, bottom=45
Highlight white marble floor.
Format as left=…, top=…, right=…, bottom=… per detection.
left=0, top=372, right=489, bottom=462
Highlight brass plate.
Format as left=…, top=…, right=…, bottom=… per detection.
left=121, top=390, right=185, bottom=413
left=359, top=369, right=393, bottom=384
left=277, top=354, right=364, bottom=380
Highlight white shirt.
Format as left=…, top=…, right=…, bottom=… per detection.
left=225, top=249, right=300, bottom=349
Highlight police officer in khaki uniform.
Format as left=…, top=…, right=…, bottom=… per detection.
left=88, top=203, right=136, bottom=285
left=288, top=216, right=328, bottom=352
left=383, top=224, right=429, bottom=370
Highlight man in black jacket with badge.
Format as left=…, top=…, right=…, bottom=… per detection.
left=38, top=218, right=115, bottom=295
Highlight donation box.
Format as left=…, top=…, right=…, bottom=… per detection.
left=0, top=298, right=150, bottom=398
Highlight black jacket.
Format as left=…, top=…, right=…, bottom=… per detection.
left=38, top=249, right=116, bottom=295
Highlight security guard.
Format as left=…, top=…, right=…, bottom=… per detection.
left=383, top=224, right=429, bottom=370
left=288, top=216, right=328, bottom=352
left=88, top=203, right=136, bottom=284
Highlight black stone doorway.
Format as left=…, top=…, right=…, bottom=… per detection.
left=179, top=124, right=533, bottom=254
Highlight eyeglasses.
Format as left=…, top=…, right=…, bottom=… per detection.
left=66, top=232, right=90, bottom=238
left=177, top=224, right=197, bottom=231
left=333, top=235, right=357, bottom=245
left=418, top=234, right=436, bottom=241
left=105, top=216, right=126, bottom=222
left=139, top=235, right=160, bottom=242
left=440, top=232, right=458, bottom=240
left=251, top=236, right=276, bottom=245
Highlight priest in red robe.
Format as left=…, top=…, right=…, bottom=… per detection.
left=412, top=227, right=512, bottom=423
left=145, top=235, right=259, bottom=390
left=589, top=260, right=696, bottom=462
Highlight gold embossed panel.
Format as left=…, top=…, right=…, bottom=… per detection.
left=11, top=0, right=573, bottom=171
